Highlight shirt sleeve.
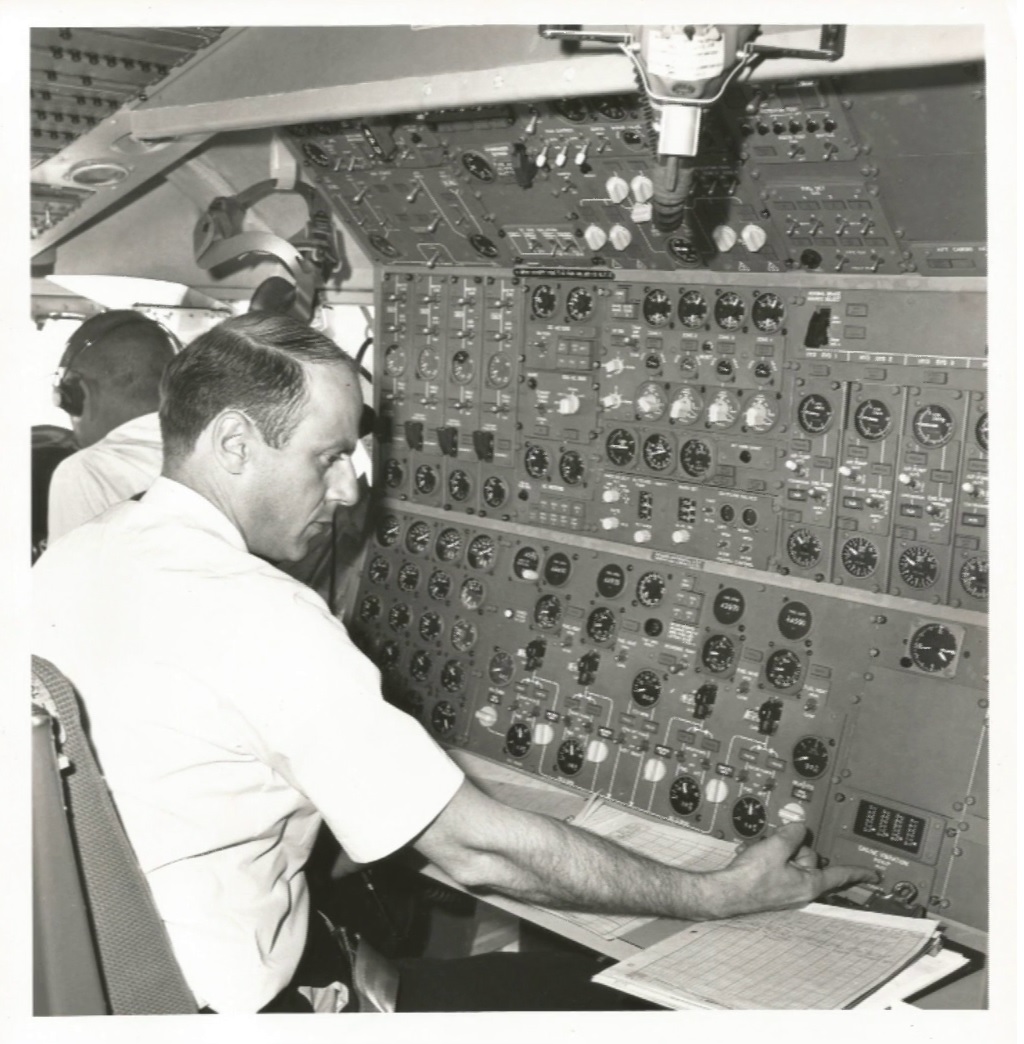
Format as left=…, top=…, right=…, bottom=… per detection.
left=47, top=451, right=113, bottom=542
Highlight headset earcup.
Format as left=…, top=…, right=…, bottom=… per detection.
left=56, top=376, right=85, bottom=417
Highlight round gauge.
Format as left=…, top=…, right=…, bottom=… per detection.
left=670, top=386, right=703, bottom=425
left=427, top=571, right=452, bottom=602
left=450, top=618, right=478, bottom=652
left=376, top=514, right=401, bottom=547
left=534, top=594, right=563, bottom=630
left=467, top=534, right=497, bottom=570
left=524, top=444, right=550, bottom=478
left=559, top=450, right=585, bottom=485
left=620, top=128, right=646, bottom=149
left=431, top=700, right=457, bottom=736
left=680, top=438, right=712, bottom=478
left=419, top=610, right=444, bottom=641
left=642, top=288, right=673, bottom=327
left=487, top=352, right=513, bottom=387
left=302, top=140, right=332, bottom=167
left=405, top=520, right=432, bottom=554
left=462, top=151, right=495, bottom=181
left=636, top=571, right=666, bottom=607
left=460, top=577, right=485, bottom=610
left=447, top=469, right=472, bottom=503
left=367, top=555, right=390, bottom=584
left=586, top=606, right=618, bottom=643
left=765, top=648, right=804, bottom=689
left=451, top=349, right=475, bottom=384
left=383, top=459, right=404, bottom=489
left=531, top=284, right=557, bottom=319
left=378, top=640, right=401, bottom=670
left=959, top=556, right=988, bottom=599
left=742, top=508, right=758, bottom=527
left=369, top=234, right=400, bottom=259
left=556, top=738, right=586, bottom=775
left=543, top=552, right=572, bottom=587
left=732, top=796, right=768, bottom=838
left=854, top=399, right=893, bottom=441
left=669, top=775, right=701, bottom=816
left=752, top=291, right=785, bottom=332
left=635, top=381, right=669, bottom=422
left=606, top=428, right=637, bottom=467
left=388, top=602, right=411, bottom=631
left=678, top=289, right=708, bottom=327
left=797, top=393, right=834, bottom=435
left=566, top=286, right=594, bottom=322
left=631, top=669, right=662, bottom=708
left=489, top=650, right=515, bottom=686
left=898, top=545, right=939, bottom=589
left=409, top=650, right=432, bottom=683
left=482, top=476, right=508, bottom=508
left=712, top=588, right=745, bottom=625
left=397, top=562, right=420, bottom=592
left=597, top=563, right=626, bottom=598
left=668, top=238, right=701, bottom=266
left=595, top=96, right=628, bottom=121
left=912, top=404, right=955, bottom=448
left=909, top=623, right=958, bottom=673
left=701, top=634, right=736, bottom=674
left=470, top=234, right=499, bottom=259
left=383, top=344, right=407, bottom=377
left=414, top=465, right=438, bottom=495
left=792, top=737, right=830, bottom=780
left=435, top=528, right=464, bottom=563
left=417, top=347, right=440, bottom=380
left=505, top=722, right=532, bottom=758
left=778, top=601, right=813, bottom=640
left=642, top=432, right=673, bottom=471
left=786, top=528, right=822, bottom=568
left=358, top=595, right=381, bottom=622
left=975, top=412, right=988, bottom=452
left=840, top=536, right=878, bottom=578
left=440, top=660, right=466, bottom=693
left=714, top=291, right=746, bottom=330
left=706, top=389, right=740, bottom=429
left=555, top=98, right=589, bottom=123
left=513, top=546, right=541, bottom=581
left=743, top=392, right=778, bottom=433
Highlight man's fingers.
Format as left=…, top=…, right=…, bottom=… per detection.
left=817, top=863, right=882, bottom=894
left=790, top=844, right=819, bottom=871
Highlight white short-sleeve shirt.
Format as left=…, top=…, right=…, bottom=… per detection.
left=33, top=477, right=464, bottom=1012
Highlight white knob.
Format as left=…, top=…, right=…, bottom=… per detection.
left=898, top=472, right=916, bottom=487
left=712, top=224, right=738, bottom=252
left=602, top=489, right=622, bottom=503
left=600, top=517, right=620, bottom=530
left=586, top=739, right=610, bottom=763
left=574, top=145, right=589, bottom=166
left=535, top=145, right=549, bottom=168
left=554, top=144, right=570, bottom=168
left=474, top=706, right=498, bottom=727
left=784, top=459, right=803, bottom=473
left=633, top=530, right=652, bottom=544
left=740, top=223, right=769, bottom=252
left=838, top=464, right=855, bottom=477
left=556, top=392, right=581, bottom=415
left=961, top=481, right=979, bottom=496
left=671, top=529, right=691, bottom=544
left=602, top=357, right=625, bottom=375
left=532, top=722, right=554, bottom=745
left=642, top=758, right=668, bottom=783
left=601, top=392, right=623, bottom=409
left=630, top=174, right=654, bottom=203
left=637, top=391, right=662, bottom=414
left=583, top=224, right=608, bottom=251
left=608, top=224, right=633, bottom=251
left=605, top=176, right=630, bottom=204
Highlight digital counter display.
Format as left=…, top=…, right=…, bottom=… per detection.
left=853, top=800, right=926, bottom=855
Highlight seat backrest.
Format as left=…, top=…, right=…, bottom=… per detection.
left=31, top=655, right=197, bottom=1015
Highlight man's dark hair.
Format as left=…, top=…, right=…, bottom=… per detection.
left=160, top=313, right=357, bottom=466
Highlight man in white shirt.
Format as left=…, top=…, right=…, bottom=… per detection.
left=47, top=310, right=178, bottom=543
left=33, top=314, right=876, bottom=1013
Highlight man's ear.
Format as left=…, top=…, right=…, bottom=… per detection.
left=209, top=410, right=259, bottom=475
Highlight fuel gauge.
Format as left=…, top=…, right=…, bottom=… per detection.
left=642, top=288, right=673, bottom=327
left=678, top=289, right=708, bottom=328
left=714, top=291, right=746, bottom=330
left=912, top=404, right=955, bottom=448
left=752, top=291, right=785, bottom=332
left=792, top=736, right=829, bottom=779
left=566, top=286, right=594, bottom=322
left=732, top=796, right=768, bottom=838
left=556, top=738, right=586, bottom=775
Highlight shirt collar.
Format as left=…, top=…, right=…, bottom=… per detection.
left=141, top=476, right=248, bottom=553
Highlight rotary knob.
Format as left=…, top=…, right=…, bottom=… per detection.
left=630, top=174, right=654, bottom=203
left=556, top=392, right=581, bottom=415
left=712, top=224, right=738, bottom=252
left=605, top=175, right=630, bottom=204
left=583, top=224, right=608, bottom=251
left=608, top=224, right=633, bottom=251
left=740, top=223, right=769, bottom=252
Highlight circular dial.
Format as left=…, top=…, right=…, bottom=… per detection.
left=909, top=623, right=958, bottom=673
left=431, top=700, right=457, bottom=736
left=435, top=527, right=464, bottom=562
left=460, top=577, right=485, bottom=610
left=669, top=775, right=701, bottom=816
left=596, top=96, right=628, bottom=120
left=975, top=412, right=988, bottom=452
left=482, top=476, right=508, bottom=508
left=678, top=289, right=708, bottom=327
left=786, top=528, right=822, bottom=568
left=668, top=237, right=700, bottom=266
left=743, top=392, right=778, bottom=433
left=565, top=286, right=594, bottom=322
left=959, top=556, right=988, bottom=599
left=714, top=291, right=746, bottom=330
left=680, top=438, right=712, bottom=478
left=642, top=288, right=673, bottom=326
left=732, top=796, right=768, bottom=838
left=797, top=393, right=834, bottom=435
left=636, top=571, right=666, bottom=607
left=388, top=602, right=411, bottom=631
left=912, top=404, right=955, bottom=447
left=531, top=284, right=557, bottom=319
left=397, top=562, right=420, bottom=592
left=467, top=534, right=496, bottom=570
left=706, top=389, right=740, bottom=429
left=712, top=588, right=745, bottom=625
left=778, top=601, right=813, bottom=640
left=409, top=650, right=432, bottom=683
left=631, top=669, right=662, bottom=707
left=405, top=520, right=432, bottom=554
left=513, top=546, right=541, bottom=581
left=752, top=291, right=785, bottom=332
left=487, top=352, right=513, bottom=387
left=586, top=606, right=618, bottom=643
left=414, top=464, right=438, bottom=495
left=367, top=555, right=390, bottom=584
left=898, top=545, right=939, bottom=589
left=450, top=349, right=475, bottom=384
left=376, top=514, right=401, bottom=547
left=462, top=151, right=495, bottom=181
left=447, top=469, right=472, bottom=502
left=854, top=399, right=893, bottom=441
left=543, top=552, right=572, bottom=587
left=792, top=737, right=830, bottom=779
left=635, top=381, right=668, bottom=422
left=358, top=595, right=381, bottom=622
left=505, top=722, right=532, bottom=758
left=450, top=618, right=478, bottom=652
left=383, top=344, right=407, bottom=376
left=555, top=98, right=588, bottom=123
left=670, top=386, right=703, bottom=425
left=419, top=610, right=443, bottom=641
left=559, top=449, right=585, bottom=485
left=426, top=571, right=452, bottom=602
left=524, top=444, right=550, bottom=478
left=489, top=650, right=515, bottom=686
left=417, top=346, right=440, bottom=380
left=840, top=536, right=879, bottom=578
left=440, top=660, right=466, bottom=693
left=606, top=428, right=637, bottom=467
left=556, top=738, right=585, bottom=775
left=642, top=432, right=673, bottom=471
left=533, top=594, right=563, bottom=630
left=596, top=563, right=626, bottom=598
left=765, top=648, right=804, bottom=689
left=383, top=459, right=404, bottom=489
left=701, top=633, right=736, bottom=674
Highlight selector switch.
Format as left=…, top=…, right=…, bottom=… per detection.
left=605, top=175, right=630, bottom=204
left=608, top=224, right=633, bottom=251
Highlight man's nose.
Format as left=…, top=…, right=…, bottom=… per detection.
left=326, top=459, right=360, bottom=506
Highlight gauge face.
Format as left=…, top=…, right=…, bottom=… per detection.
left=556, top=738, right=586, bottom=775
left=555, top=97, right=589, bottom=123
left=959, top=556, right=988, bottom=599
left=543, top=552, right=572, bottom=587
left=586, top=606, right=618, bottom=643
left=409, top=650, right=432, bottom=682
left=631, top=669, right=662, bottom=708
left=524, top=444, right=550, bottom=478
left=909, top=623, right=958, bottom=673
left=378, top=640, right=401, bottom=669
left=367, top=555, right=390, bottom=584
left=419, top=610, right=443, bottom=641
left=635, top=381, right=668, bottom=422
left=678, top=289, right=708, bottom=327
left=566, top=286, right=594, bottom=322
left=712, top=587, right=745, bottom=625
left=427, top=571, right=452, bottom=602
left=606, top=428, right=637, bottom=467
left=405, top=520, right=432, bottom=554
left=487, top=352, right=513, bottom=387
left=787, top=528, right=822, bottom=568
left=642, top=288, right=673, bottom=326
left=797, top=393, right=834, bottom=435
left=752, top=291, right=785, bottom=332
left=668, top=237, right=701, bottom=266
left=414, top=465, right=438, bottom=495
left=397, top=563, right=420, bottom=592
left=513, top=546, right=541, bottom=581
left=358, top=595, right=381, bottom=622
left=505, top=722, right=532, bottom=758
left=701, top=634, right=736, bottom=673
left=898, top=545, right=939, bottom=589
left=596, top=563, right=626, bottom=598
left=376, top=515, right=401, bottom=546
left=840, top=536, right=878, bottom=578
left=450, top=349, right=475, bottom=384
left=447, top=469, right=472, bottom=502
left=388, top=603, right=411, bottom=631
left=911, top=404, right=955, bottom=448
left=778, top=601, right=813, bottom=640
left=383, top=459, right=404, bottom=489
left=670, top=386, right=703, bottom=425
left=680, top=438, right=712, bottom=478
left=765, top=648, right=804, bottom=689
left=531, top=284, right=557, bottom=319
left=460, top=578, right=485, bottom=610
left=635, top=571, right=666, bottom=608
left=467, top=534, right=496, bottom=570
left=462, top=151, right=495, bottom=181
left=489, top=650, right=515, bottom=686
left=534, top=594, right=563, bottom=630
left=642, top=432, right=673, bottom=471
left=975, top=412, right=988, bottom=452
left=669, top=775, right=701, bottom=816
left=434, top=528, right=463, bottom=563
left=431, top=700, right=457, bottom=736
left=793, top=737, right=829, bottom=779
left=714, top=291, right=746, bottom=330
left=440, top=661, right=466, bottom=693
left=417, top=347, right=440, bottom=380
left=706, top=389, right=740, bottom=429
left=732, top=796, right=768, bottom=838
left=482, top=476, right=508, bottom=507
left=383, top=344, right=407, bottom=377
left=450, top=618, right=478, bottom=652
left=559, top=450, right=585, bottom=485
left=743, top=392, right=778, bottom=433
left=595, top=96, right=628, bottom=120
left=854, top=399, right=893, bottom=441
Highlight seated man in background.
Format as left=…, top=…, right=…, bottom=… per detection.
left=47, top=309, right=178, bottom=543
left=33, top=314, right=876, bottom=1014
